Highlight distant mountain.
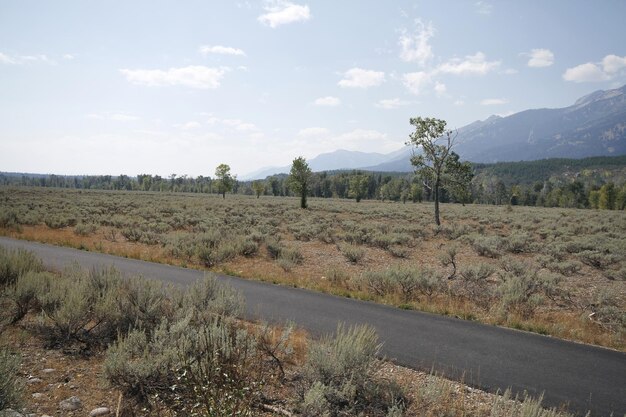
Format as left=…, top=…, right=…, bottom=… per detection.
left=240, top=149, right=389, bottom=180
left=243, top=85, right=626, bottom=178
left=363, top=84, right=626, bottom=172
left=453, top=84, right=626, bottom=163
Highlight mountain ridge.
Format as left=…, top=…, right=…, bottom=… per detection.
left=243, top=85, right=626, bottom=179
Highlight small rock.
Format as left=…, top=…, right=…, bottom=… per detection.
left=0, top=410, right=24, bottom=417
left=59, top=396, right=82, bottom=411
left=42, top=368, right=55, bottom=374
left=89, top=407, right=110, bottom=417
left=32, top=392, right=45, bottom=400
left=26, top=378, right=43, bottom=384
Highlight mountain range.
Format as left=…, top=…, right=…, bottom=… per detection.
left=241, top=84, right=626, bottom=180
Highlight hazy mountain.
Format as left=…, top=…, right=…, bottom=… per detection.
left=364, top=84, right=626, bottom=172
left=243, top=85, right=626, bottom=178
left=240, top=149, right=388, bottom=180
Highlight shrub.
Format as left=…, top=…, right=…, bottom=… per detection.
left=266, top=238, right=283, bottom=259
left=181, top=275, right=244, bottom=319
left=470, top=235, right=503, bottom=258
left=0, top=247, right=43, bottom=288
left=4, top=271, right=52, bottom=324
left=278, top=247, right=304, bottom=265
left=503, top=232, right=536, bottom=254
left=44, top=215, right=76, bottom=229
left=0, top=209, right=20, bottom=230
left=578, top=250, right=619, bottom=270
left=357, top=270, right=395, bottom=297
left=456, top=264, right=496, bottom=309
left=339, top=243, right=365, bottom=264
left=301, top=324, right=405, bottom=416
left=73, top=222, right=97, bottom=236
left=0, top=348, right=23, bottom=411
left=324, top=266, right=350, bottom=286
left=497, top=270, right=545, bottom=319
left=490, top=390, right=574, bottom=417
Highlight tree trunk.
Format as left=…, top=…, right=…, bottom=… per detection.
left=434, top=177, right=441, bottom=226
left=222, top=191, right=225, bottom=199
left=300, top=192, right=307, bottom=209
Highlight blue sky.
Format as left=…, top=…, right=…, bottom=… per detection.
left=1, top=0, right=625, bottom=177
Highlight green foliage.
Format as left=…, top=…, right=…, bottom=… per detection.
left=348, top=173, right=370, bottom=203
left=406, top=116, right=472, bottom=225
left=215, top=163, right=234, bottom=198
left=301, top=324, right=405, bottom=416
left=0, top=247, right=43, bottom=288
left=0, top=348, right=23, bottom=411
left=287, top=156, right=312, bottom=209
left=339, top=243, right=365, bottom=264
left=470, top=235, right=503, bottom=258
left=490, top=390, right=575, bottom=417
left=73, top=222, right=97, bottom=236
left=4, top=271, right=52, bottom=324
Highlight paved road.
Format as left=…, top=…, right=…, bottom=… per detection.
left=1, top=237, right=624, bottom=416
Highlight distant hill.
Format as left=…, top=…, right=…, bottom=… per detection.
left=240, top=149, right=390, bottom=180
left=243, top=84, right=626, bottom=179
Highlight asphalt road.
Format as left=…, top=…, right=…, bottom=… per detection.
left=1, top=237, right=624, bottom=416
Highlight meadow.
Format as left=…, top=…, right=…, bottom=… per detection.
left=1, top=186, right=624, bottom=349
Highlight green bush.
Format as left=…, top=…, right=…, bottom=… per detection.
left=301, top=324, right=406, bottom=417
left=44, top=215, right=76, bottom=229
left=73, top=222, right=97, bottom=236
left=470, top=235, right=503, bottom=258
left=339, top=243, right=365, bottom=264
left=0, top=247, right=43, bottom=288
left=0, top=348, right=23, bottom=411
left=456, top=263, right=496, bottom=309
left=4, top=271, right=52, bottom=324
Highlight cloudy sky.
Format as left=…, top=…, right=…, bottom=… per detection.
left=1, top=1, right=625, bottom=177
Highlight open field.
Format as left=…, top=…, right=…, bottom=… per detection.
left=1, top=186, right=625, bottom=349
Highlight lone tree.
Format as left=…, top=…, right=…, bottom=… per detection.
left=252, top=180, right=265, bottom=198
left=348, top=173, right=369, bottom=203
left=406, top=117, right=472, bottom=225
left=214, top=163, right=234, bottom=199
left=287, top=156, right=312, bottom=209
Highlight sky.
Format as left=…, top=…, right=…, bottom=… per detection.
left=1, top=0, right=626, bottom=177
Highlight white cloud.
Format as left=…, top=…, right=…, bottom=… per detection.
left=199, top=45, right=246, bottom=56
left=375, top=98, right=411, bottom=109
left=63, top=54, right=75, bottom=60
left=313, top=96, right=341, bottom=106
left=454, top=99, right=465, bottom=106
left=480, top=98, right=508, bottom=105
left=0, top=52, right=55, bottom=65
left=338, top=68, right=385, bottom=88
left=563, top=62, right=610, bottom=83
left=563, top=54, right=626, bottom=83
left=0, top=52, right=18, bottom=64
left=120, top=66, right=227, bottom=89
left=503, top=68, right=518, bottom=75
left=475, top=1, right=493, bottom=15
left=398, top=19, right=434, bottom=66
left=298, top=127, right=329, bottom=137
left=602, top=54, right=626, bottom=74
left=434, top=81, right=447, bottom=97
left=179, top=121, right=202, bottom=130
left=526, top=48, right=554, bottom=68
left=86, top=113, right=139, bottom=121
left=222, top=119, right=259, bottom=131
left=402, top=71, right=431, bottom=95
left=258, top=2, right=311, bottom=28
left=437, top=52, right=500, bottom=75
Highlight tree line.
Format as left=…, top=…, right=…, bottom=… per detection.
left=2, top=117, right=625, bottom=211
